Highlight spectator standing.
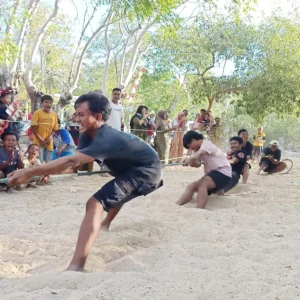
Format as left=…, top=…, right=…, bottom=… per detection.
left=0, top=90, right=13, bottom=134
left=106, top=88, right=124, bottom=131
left=130, top=105, right=149, bottom=142
left=238, top=129, right=253, bottom=184
left=31, top=95, right=59, bottom=163
left=154, top=110, right=177, bottom=164
left=253, top=127, right=265, bottom=161
left=169, top=112, right=186, bottom=163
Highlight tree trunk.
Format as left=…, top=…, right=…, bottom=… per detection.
left=207, top=96, right=214, bottom=111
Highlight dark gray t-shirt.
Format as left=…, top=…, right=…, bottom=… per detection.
left=78, top=125, right=161, bottom=183
left=0, top=149, right=19, bottom=174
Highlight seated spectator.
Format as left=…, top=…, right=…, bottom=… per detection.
left=258, top=141, right=287, bottom=174
left=52, top=120, right=76, bottom=160
left=24, top=144, right=41, bottom=168
left=0, top=132, right=24, bottom=193
left=192, top=113, right=201, bottom=130
left=23, top=144, right=43, bottom=188
left=66, top=113, right=79, bottom=146
left=199, top=109, right=206, bottom=122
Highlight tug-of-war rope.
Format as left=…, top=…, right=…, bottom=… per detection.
left=0, top=162, right=184, bottom=185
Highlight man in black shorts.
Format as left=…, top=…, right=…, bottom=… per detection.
left=238, top=129, right=253, bottom=184
left=258, top=140, right=287, bottom=174
left=8, top=93, right=162, bottom=272
left=176, top=131, right=232, bottom=209
left=225, top=136, right=247, bottom=192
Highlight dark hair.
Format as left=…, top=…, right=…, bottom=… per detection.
left=112, top=88, right=122, bottom=93
left=1, top=131, right=18, bottom=141
left=130, top=105, right=148, bottom=129
left=75, top=93, right=111, bottom=122
left=230, top=136, right=243, bottom=144
left=183, top=109, right=188, bottom=112
left=183, top=131, right=203, bottom=149
left=26, top=143, right=39, bottom=154
left=238, top=129, right=247, bottom=136
left=41, top=94, right=53, bottom=103
left=201, top=109, right=206, bottom=112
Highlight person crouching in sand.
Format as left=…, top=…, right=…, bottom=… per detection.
left=176, top=131, right=232, bottom=209
left=7, top=93, right=162, bottom=272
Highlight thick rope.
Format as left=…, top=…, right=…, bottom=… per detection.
left=0, top=163, right=184, bottom=185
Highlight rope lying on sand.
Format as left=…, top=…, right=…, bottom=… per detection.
left=0, top=162, right=184, bottom=185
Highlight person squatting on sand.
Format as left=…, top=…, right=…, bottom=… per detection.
left=176, top=131, right=232, bottom=209
left=7, top=93, right=163, bottom=272
left=258, top=140, right=287, bottom=174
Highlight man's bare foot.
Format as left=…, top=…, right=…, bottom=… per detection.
left=66, top=264, right=84, bottom=272
left=5, top=187, right=13, bottom=193
left=100, top=221, right=110, bottom=232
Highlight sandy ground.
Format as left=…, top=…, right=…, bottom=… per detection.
left=1, top=160, right=300, bottom=300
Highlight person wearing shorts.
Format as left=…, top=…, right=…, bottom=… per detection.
left=225, top=136, right=247, bottom=192
left=253, top=127, right=265, bottom=161
left=176, top=131, right=232, bottom=209
left=238, top=129, right=253, bottom=184
left=8, top=93, right=162, bottom=272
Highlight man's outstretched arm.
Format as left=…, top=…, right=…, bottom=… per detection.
left=7, top=152, right=94, bottom=186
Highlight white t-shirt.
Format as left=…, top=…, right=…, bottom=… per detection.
left=106, top=101, right=123, bottom=131
left=197, top=140, right=231, bottom=177
left=24, top=157, right=41, bottom=169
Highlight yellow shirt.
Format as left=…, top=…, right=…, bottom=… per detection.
left=253, top=132, right=265, bottom=147
left=31, top=110, right=59, bottom=151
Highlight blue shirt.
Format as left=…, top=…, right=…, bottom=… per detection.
left=0, top=148, right=19, bottom=174
left=53, top=128, right=76, bottom=153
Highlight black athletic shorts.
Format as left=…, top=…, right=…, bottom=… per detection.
left=93, top=177, right=163, bottom=212
left=253, top=146, right=262, bottom=156
left=206, top=170, right=232, bottom=195
left=224, top=171, right=240, bottom=192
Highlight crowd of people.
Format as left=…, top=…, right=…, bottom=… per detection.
left=0, top=87, right=287, bottom=196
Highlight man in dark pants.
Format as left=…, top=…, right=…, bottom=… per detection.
left=258, top=141, right=287, bottom=174
left=238, top=129, right=253, bottom=184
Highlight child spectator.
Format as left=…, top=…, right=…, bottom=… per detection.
left=31, top=95, right=59, bottom=163
left=0, top=132, right=24, bottom=193
left=52, top=120, right=76, bottom=160
left=23, top=144, right=42, bottom=188
left=23, top=144, right=41, bottom=168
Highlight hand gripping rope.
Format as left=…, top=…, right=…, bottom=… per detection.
left=0, top=163, right=184, bottom=185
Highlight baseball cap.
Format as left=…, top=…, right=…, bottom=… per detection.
left=270, top=140, right=279, bottom=146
